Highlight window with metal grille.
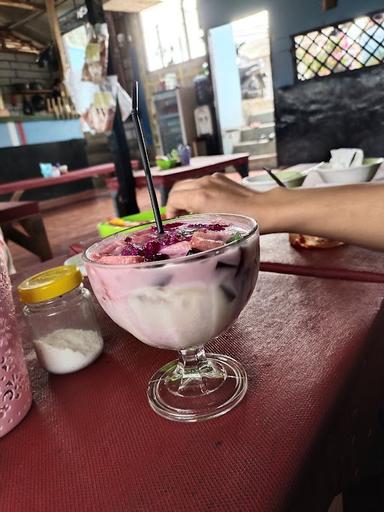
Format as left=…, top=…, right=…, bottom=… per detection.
left=293, top=11, right=384, bottom=81
left=140, top=0, right=206, bottom=72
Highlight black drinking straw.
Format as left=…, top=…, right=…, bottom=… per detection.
left=131, top=81, right=164, bottom=234
left=262, top=167, right=287, bottom=188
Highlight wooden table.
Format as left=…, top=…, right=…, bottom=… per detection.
left=107, top=153, right=249, bottom=205
left=0, top=163, right=115, bottom=201
left=4, top=264, right=384, bottom=511
left=0, top=201, right=52, bottom=261
left=260, top=233, right=384, bottom=283
left=257, top=163, right=384, bottom=284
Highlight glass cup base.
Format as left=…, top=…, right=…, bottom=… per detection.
left=147, top=353, right=248, bottom=422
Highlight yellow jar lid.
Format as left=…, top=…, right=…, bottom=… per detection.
left=17, top=265, right=82, bottom=304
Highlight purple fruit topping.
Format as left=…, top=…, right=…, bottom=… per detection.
left=95, top=221, right=242, bottom=264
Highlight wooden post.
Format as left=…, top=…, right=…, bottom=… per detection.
left=104, top=11, right=128, bottom=90
left=322, top=0, right=337, bottom=11
left=45, top=0, right=69, bottom=79
left=85, top=0, right=139, bottom=216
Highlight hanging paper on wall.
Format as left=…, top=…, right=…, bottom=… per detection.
left=82, top=76, right=117, bottom=133
left=81, top=23, right=109, bottom=84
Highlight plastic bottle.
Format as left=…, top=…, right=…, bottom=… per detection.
left=0, top=245, right=32, bottom=438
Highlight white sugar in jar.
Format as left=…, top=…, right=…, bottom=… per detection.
left=34, top=328, right=103, bottom=374
left=18, top=266, right=103, bottom=374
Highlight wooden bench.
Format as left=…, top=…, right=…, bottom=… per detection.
left=0, top=163, right=115, bottom=201
left=0, top=201, right=53, bottom=261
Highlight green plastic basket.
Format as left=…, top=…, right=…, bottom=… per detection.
left=97, top=208, right=167, bottom=238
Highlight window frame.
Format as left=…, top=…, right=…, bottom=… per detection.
left=291, top=9, right=384, bottom=83
left=140, top=0, right=206, bottom=73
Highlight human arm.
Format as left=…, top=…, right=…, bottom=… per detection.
left=166, top=173, right=384, bottom=252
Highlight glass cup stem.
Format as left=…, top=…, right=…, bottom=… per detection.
left=174, top=346, right=226, bottom=397
left=148, top=346, right=248, bottom=422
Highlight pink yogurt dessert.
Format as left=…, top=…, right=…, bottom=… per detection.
left=84, top=214, right=259, bottom=350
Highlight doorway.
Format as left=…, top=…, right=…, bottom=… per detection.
left=209, top=11, right=276, bottom=168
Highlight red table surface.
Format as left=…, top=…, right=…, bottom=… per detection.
left=260, top=233, right=384, bottom=283
left=2, top=272, right=384, bottom=512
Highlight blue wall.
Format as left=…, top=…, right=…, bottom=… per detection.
left=209, top=24, right=244, bottom=132
left=23, top=120, right=83, bottom=146
left=199, top=0, right=384, bottom=87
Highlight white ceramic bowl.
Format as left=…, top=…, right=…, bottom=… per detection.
left=317, top=158, right=383, bottom=184
left=64, top=253, right=87, bottom=276
left=242, top=170, right=306, bottom=192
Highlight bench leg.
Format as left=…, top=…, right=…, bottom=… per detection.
left=20, top=215, right=53, bottom=261
left=235, top=161, right=249, bottom=178
left=3, top=215, right=53, bottom=262
left=11, top=190, right=24, bottom=201
left=158, top=185, right=170, bottom=207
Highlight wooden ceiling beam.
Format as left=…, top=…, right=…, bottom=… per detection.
left=45, top=0, right=68, bottom=78
left=0, top=0, right=44, bottom=11
left=0, top=29, right=42, bottom=52
left=9, top=28, right=44, bottom=47
left=7, top=9, right=44, bottom=30
left=103, top=0, right=160, bottom=13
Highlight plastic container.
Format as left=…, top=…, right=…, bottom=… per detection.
left=97, top=207, right=167, bottom=238
left=178, top=144, right=191, bottom=166
left=0, top=244, right=32, bottom=438
left=18, top=266, right=103, bottom=374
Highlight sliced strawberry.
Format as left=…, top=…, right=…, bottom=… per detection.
left=160, top=241, right=191, bottom=258
left=192, top=230, right=229, bottom=242
left=100, top=239, right=127, bottom=256
left=191, top=232, right=224, bottom=252
left=131, top=230, right=156, bottom=245
left=97, top=255, right=144, bottom=264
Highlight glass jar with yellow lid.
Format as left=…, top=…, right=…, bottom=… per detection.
left=17, top=266, right=103, bottom=374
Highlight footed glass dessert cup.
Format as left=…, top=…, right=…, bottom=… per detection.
left=84, top=214, right=259, bottom=422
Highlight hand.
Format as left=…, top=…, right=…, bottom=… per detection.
left=167, top=173, right=258, bottom=219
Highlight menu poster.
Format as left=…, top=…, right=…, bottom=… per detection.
left=81, top=77, right=117, bottom=134
left=64, top=23, right=133, bottom=134
left=81, top=23, right=109, bottom=84
left=64, top=23, right=125, bottom=134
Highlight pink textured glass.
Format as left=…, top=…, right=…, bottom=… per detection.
left=0, top=243, right=32, bottom=438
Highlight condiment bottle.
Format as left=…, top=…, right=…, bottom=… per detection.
left=17, top=266, right=103, bottom=375
left=178, top=144, right=191, bottom=166
left=0, top=244, right=32, bottom=438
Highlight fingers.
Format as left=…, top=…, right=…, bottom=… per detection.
left=211, top=171, right=227, bottom=180
left=166, top=173, right=254, bottom=219
left=166, top=205, right=188, bottom=219
left=166, top=186, right=196, bottom=218
left=170, top=178, right=202, bottom=193
left=167, top=175, right=226, bottom=213
left=167, top=177, right=209, bottom=215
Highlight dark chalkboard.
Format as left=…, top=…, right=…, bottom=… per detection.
left=275, top=65, right=384, bottom=166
